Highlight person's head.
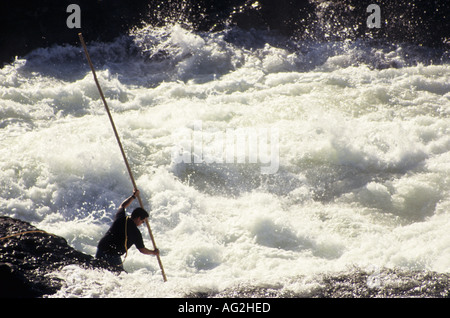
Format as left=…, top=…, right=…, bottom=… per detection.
left=131, top=207, right=149, bottom=226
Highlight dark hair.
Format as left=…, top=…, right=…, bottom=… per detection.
left=131, top=207, right=149, bottom=220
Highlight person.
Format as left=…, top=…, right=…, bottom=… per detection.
left=96, top=189, right=159, bottom=270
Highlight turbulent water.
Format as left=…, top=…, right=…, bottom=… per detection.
left=1, top=23, right=449, bottom=297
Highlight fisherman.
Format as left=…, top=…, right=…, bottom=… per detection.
left=96, top=189, right=159, bottom=269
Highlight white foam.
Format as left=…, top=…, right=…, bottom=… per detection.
left=1, top=24, right=449, bottom=297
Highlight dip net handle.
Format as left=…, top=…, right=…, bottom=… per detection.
left=78, top=33, right=167, bottom=282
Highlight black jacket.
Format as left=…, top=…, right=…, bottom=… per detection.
left=97, top=207, right=145, bottom=256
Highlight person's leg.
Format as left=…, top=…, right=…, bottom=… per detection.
left=96, top=249, right=124, bottom=270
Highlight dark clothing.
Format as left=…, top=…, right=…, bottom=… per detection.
left=97, top=207, right=145, bottom=257
left=95, top=248, right=123, bottom=269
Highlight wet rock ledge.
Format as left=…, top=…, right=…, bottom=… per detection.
left=0, top=216, right=120, bottom=298
left=192, top=268, right=450, bottom=298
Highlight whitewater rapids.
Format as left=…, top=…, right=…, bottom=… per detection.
left=0, top=24, right=449, bottom=297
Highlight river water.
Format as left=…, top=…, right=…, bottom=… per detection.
left=0, top=22, right=449, bottom=297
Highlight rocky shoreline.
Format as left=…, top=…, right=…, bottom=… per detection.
left=1, top=216, right=449, bottom=298
left=0, top=216, right=121, bottom=298
left=195, top=268, right=450, bottom=298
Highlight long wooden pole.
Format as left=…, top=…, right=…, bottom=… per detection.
left=78, top=33, right=167, bottom=282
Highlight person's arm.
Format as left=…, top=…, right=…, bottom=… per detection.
left=119, top=189, right=140, bottom=209
left=138, top=247, right=160, bottom=256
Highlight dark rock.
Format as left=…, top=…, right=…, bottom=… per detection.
left=0, top=262, right=43, bottom=298
left=315, top=268, right=450, bottom=298
left=0, top=216, right=121, bottom=298
left=188, top=267, right=450, bottom=298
